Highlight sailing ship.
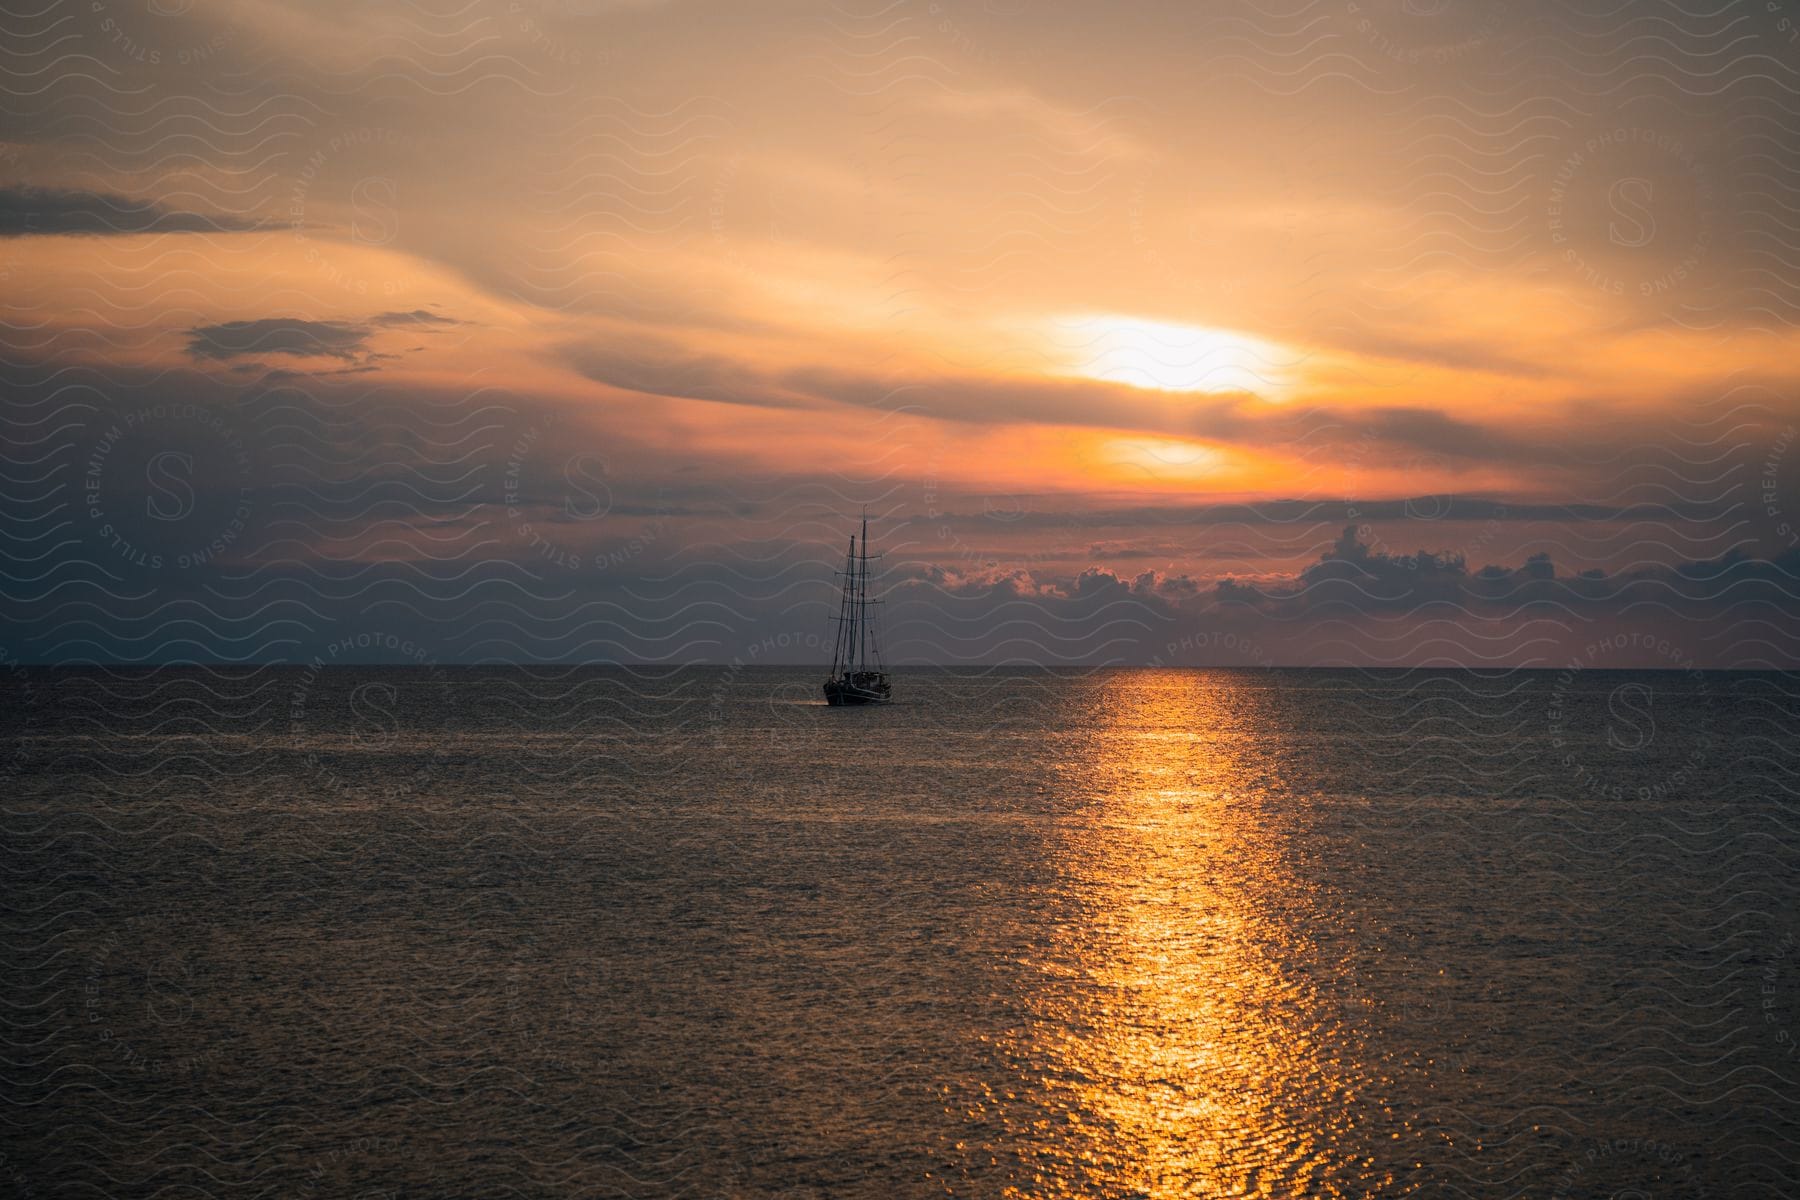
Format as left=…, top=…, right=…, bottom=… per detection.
left=823, top=514, right=891, bottom=705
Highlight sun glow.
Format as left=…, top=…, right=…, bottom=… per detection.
left=1099, top=437, right=1228, bottom=483
left=1050, top=315, right=1298, bottom=397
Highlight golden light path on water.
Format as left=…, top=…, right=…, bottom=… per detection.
left=995, top=671, right=1385, bottom=1198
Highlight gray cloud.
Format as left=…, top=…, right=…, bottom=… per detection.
left=185, top=312, right=461, bottom=366
left=186, top=319, right=375, bottom=362
left=370, top=310, right=463, bottom=328
left=566, top=340, right=1567, bottom=465
left=920, top=496, right=1731, bottom=530
left=1213, top=525, right=1800, bottom=621
left=1323, top=327, right=1553, bottom=380
left=1352, top=407, right=1541, bottom=464
left=0, top=187, right=265, bottom=237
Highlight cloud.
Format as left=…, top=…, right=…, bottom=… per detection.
left=0, top=187, right=266, bottom=237
left=184, top=311, right=462, bottom=367
left=565, top=339, right=1566, bottom=465
left=369, top=309, right=462, bottom=328
left=1351, top=406, right=1542, bottom=463
left=1212, top=525, right=1800, bottom=619
left=1325, top=327, right=1553, bottom=380
left=923, top=496, right=1727, bottom=529
left=563, top=340, right=813, bottom=411
left=185, top=318, right=375, bottom=362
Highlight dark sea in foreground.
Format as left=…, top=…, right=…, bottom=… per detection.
left=3, top=665, right=1797, bottom=1198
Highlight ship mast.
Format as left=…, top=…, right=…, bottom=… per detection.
left=831, top=534, right=855, bottom=678
left=828, top=514, right=883, bottom=683
left=822, top=513, right=889, bottom=701
left=857, top=513, right=868, bottom=673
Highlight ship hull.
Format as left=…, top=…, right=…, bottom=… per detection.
left=823, top=679, right=891, bottom=706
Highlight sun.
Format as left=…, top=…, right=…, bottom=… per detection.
left=1048, top=315, right=1296, bottom=397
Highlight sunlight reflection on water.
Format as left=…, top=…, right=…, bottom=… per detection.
left=985, top=671, right=1383, bottom=1197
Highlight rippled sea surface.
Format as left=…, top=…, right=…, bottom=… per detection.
left=4, top=666, right=1798, bottom=1198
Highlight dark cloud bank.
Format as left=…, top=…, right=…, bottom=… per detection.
left=0, top=187, right=266, bottom=237
left=2, top=356, right=1794, bottom=668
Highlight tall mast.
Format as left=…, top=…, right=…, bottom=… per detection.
left=833, top=535, right=854, bottom=677
left=857, top=514, right=867, bottom=672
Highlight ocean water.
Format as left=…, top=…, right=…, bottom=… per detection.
left=2, top=666, right=1797, bottom=1198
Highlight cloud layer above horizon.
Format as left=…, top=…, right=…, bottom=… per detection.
left=3, top=0, right=1799, bottom=666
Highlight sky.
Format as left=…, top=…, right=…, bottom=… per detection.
left=4, top=0, right=1800, bottom=666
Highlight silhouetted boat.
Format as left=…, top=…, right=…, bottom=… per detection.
left=823, top=514, right=891, bottom=706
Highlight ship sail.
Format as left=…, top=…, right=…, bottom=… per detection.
left=823, top=514, right=891, bottom=706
